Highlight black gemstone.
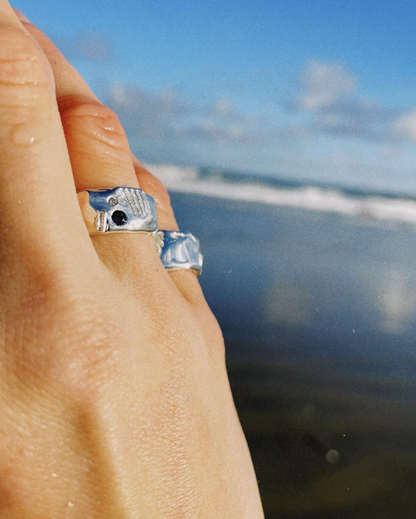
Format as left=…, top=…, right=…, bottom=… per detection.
left=112, top=210, right=128, bottom=226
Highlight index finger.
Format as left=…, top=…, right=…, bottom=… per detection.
left=21, top=15, right=208, bottom=304
left=0, top=1, right=90, bottom=278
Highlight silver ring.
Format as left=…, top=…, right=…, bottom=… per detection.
left=78, top=187, right=158, bottom=235
left=159, top=231, right=203, bottom=276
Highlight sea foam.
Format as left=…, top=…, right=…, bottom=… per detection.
left=145, top=163, right=416, bottom=226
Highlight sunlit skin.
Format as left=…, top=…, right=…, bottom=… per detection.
left=0, top=2, right=264, bottom=517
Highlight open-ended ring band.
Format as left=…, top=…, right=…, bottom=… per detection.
left=77, top=188, right=202, bottom=270
left=159, top=231, right=203, bottom=276
left=77, top=187, right=158, bottom=235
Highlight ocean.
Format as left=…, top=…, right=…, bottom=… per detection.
left=149, top=164, right=416, bottom=519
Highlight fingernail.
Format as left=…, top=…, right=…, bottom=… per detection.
left=13, top=8, right=30, bottom=23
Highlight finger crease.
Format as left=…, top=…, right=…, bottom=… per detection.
left=73, top=128, right=127, bottom=149
left=0, top=79, right=48, bottom=87
left=0, top=56, right=37, bottom=63
left=70, top=113, right=113, bottom=122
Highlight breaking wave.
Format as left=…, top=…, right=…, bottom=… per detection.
left=145, top=163, right=416, bottom=226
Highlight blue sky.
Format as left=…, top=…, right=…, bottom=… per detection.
left=13, top=0, right=416, bottom=194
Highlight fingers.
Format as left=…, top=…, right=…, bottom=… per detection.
left=22, top=17, right=207, bottom=304
left=12, top=7, right=29, bottom=22
left=21, top=23, right=136, bottom=191
left=131, top=156, right=207, bottom=304
left=20, top=17, right=162, bottom=279
left=131, top=155, right=179, bottom=232
left=0, top=2, right=89, bottom=281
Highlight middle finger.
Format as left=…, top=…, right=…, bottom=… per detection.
left=21, top=19, right=161, bottom=279
left=22, top=17, right=208, bottom=304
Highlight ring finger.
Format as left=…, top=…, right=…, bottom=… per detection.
left=21, top=16, right=207, bottom=303
left=20, top=17, right=161, bottom=281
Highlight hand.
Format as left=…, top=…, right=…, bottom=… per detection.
left=0, top=3, right=264, bottom=517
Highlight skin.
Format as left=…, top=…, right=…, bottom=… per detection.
left=0, top=2, right=265, bottom=517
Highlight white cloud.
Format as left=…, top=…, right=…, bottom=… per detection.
left=392, top=109, right=416, bottom=142
left=107, top=83, right=270, bottom=145
left=101, top=67, right=416, bottom=182
left=54, top=30, right=114, bottom=62
left=109, top=84, right=183, bottom=118
left=291, top=60, right=404, bottom=143
left=298, top=60, right=357, bottom=111
left=107, top=84, right=190, bottom=140
left=76, top=31, right=113, bottom=62
left=211, top=98, right=233, bottom=118
left=190, top=120, right=252, bottom=143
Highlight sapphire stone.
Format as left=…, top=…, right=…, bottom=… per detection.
left=112, top=210, right=128, bottom=226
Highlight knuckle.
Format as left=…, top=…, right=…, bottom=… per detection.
left=59, top=96, right=130, bottom=153
left=204, top=319, right=226, bottom=363
left=22, top=314, right=120, bottom=401
left=209, top=317, right=225, bottom=351
left=0, top=27, right=53, bottom=133
left=8, top=274, right=124, bottom=401
left=0, top=26, right=51, bottom=93
left=146, top=173, right=172, bottom=211
left=136, top=167, right=176, bottom=220
left=190, top=304, right=225, bottom=362
left=49, top=316, right=121, bottom=399
left=23, top=22, right=61, bottom=61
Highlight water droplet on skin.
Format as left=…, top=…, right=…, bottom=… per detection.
left=10, top=121, right=46, bottom=147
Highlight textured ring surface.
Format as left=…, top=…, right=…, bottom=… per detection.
left=78, top=187, right=158, bottom=235
left=159, top=231, right=203, bottom=276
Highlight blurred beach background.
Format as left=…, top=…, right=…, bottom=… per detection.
left=152, top=166, right=416, bottom=518
left=15, top=0, right=416, bottom=516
